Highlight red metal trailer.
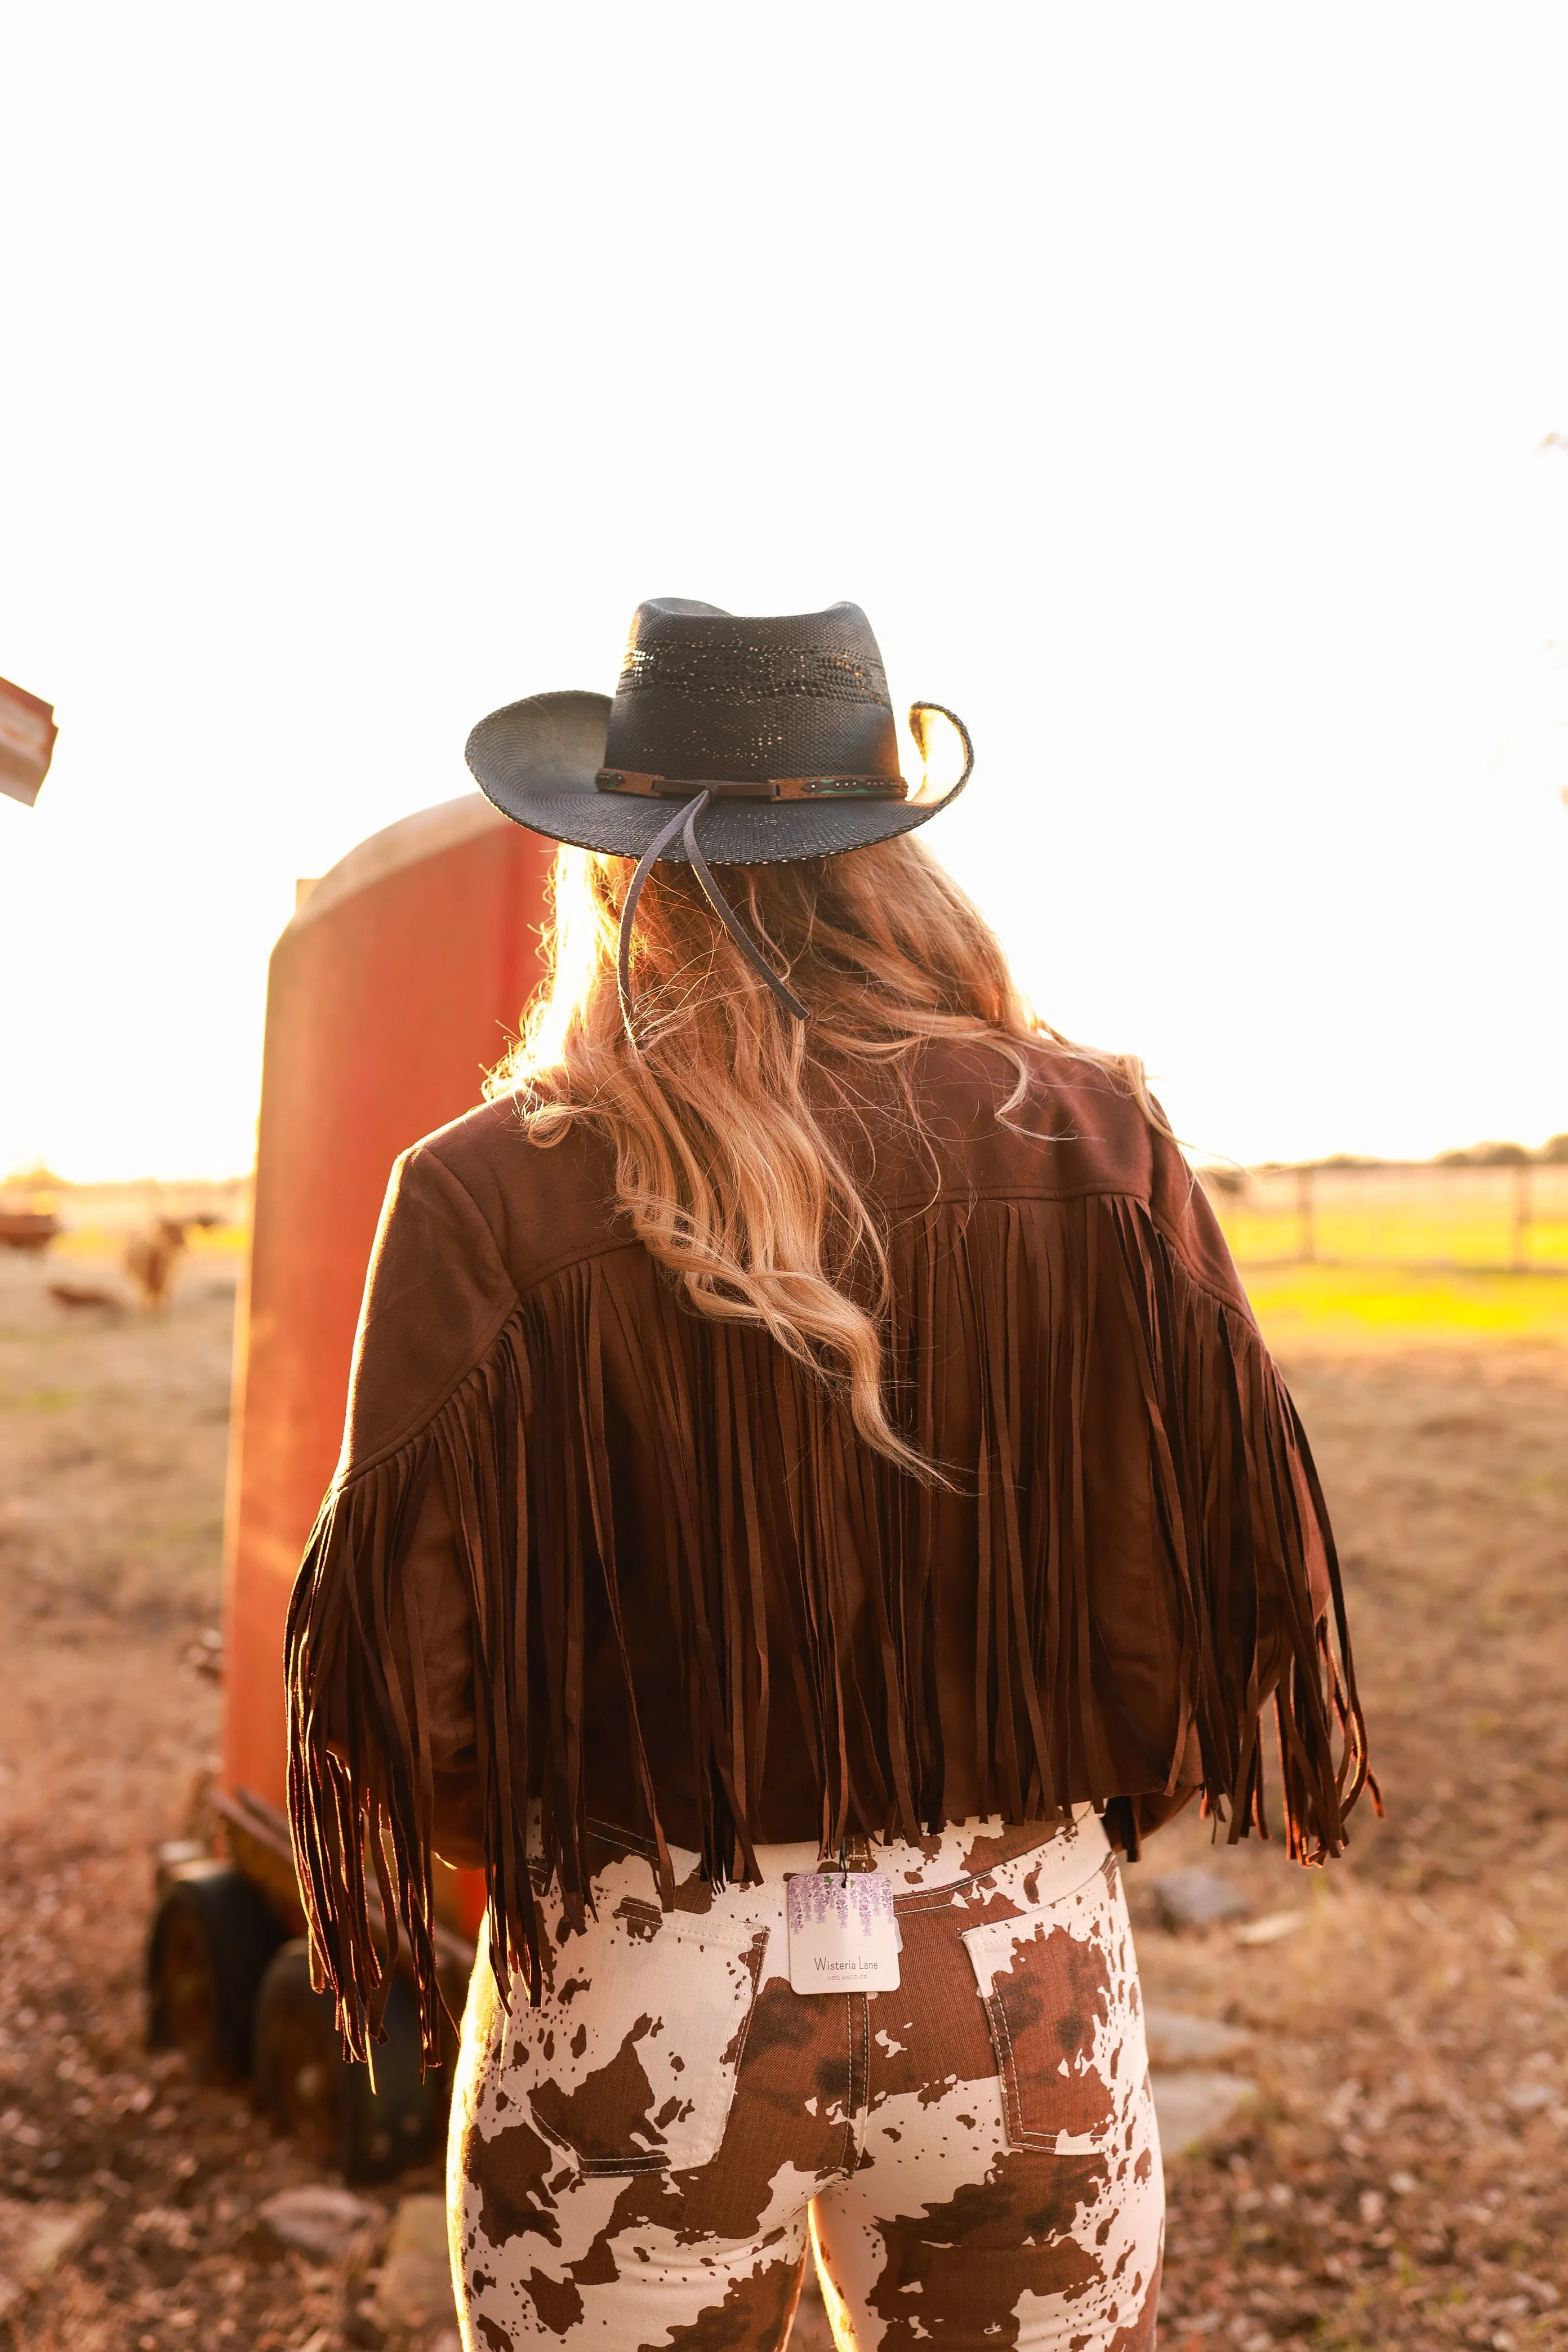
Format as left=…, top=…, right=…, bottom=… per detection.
left=147, top=790, right=555, bottom=2176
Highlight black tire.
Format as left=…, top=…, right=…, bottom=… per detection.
left=146, top=1864, right=288, bottom=2083
left=252, top=1939, right=439, bottom=2182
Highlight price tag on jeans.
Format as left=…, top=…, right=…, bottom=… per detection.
left=786, top=1870, right=901, bottom=1993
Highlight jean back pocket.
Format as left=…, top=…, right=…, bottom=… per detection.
left=511, top=1900, right=769, bottom=2176
left=960, top=1855, right=1147, bottom=2154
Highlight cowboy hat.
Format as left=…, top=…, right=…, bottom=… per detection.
left=465, top=599, right=972, bottom=1039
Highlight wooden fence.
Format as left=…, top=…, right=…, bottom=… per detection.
left=1199, top=1161, right=1568, bottom=1273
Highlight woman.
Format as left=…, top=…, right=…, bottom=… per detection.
left=287, top=600, right=1371, bottom=2351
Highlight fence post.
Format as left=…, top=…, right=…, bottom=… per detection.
left=1512, top=1161, right=1532, bottom=1272
left=1297, top=1165, right=1316, bottom=1264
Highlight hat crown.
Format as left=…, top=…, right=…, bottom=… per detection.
left=603, top=600, right=900, bottom=786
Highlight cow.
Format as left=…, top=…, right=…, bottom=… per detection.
left=123, top=1219, right=190, bottom=1313
left=48, top=1281, right=127, bottom=1318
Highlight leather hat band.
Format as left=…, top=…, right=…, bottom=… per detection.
left=597, top=768, right=908, bottom=803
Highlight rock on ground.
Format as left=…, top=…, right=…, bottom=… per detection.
left=1143, top=2006, right=1251, bottom=2067
left=0, top=2199, right=96, bottom=2322
left=1150, top=1866, right=1253, bottom=1931
left=371, top=2194, right=456, bottom=2338
left=255, top=2185, right=379, bottom=2262
left=1151, top=2070, right=1258, bottom=2157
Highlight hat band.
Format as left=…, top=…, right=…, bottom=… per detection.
left=597, top=768, right=908, bottom=804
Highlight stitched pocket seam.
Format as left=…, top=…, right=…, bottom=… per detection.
left=960, top=1867, right=1133, bottom=2158
left=978, top=1987, right=1059, bottom=2152
left=527, top=1923, right=770, bottom=2177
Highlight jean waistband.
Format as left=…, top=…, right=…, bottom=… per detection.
left=584, top=1807, right=1109, bottom=1909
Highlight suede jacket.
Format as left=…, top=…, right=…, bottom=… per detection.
left=286, top=1037, right=1370, bottom=2057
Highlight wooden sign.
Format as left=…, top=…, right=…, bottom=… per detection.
left=0, top=675, right=59, bottom=807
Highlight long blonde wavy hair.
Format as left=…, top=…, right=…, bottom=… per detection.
left=488, top=834, right=1142, bottom=1472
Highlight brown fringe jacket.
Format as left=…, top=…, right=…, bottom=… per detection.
left=287, top=1040, right=1371, bottom=2058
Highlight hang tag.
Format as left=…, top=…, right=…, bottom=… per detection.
left=786, top=1871, right=901, bottom=1994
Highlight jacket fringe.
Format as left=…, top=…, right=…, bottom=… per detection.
left=286, top=1195, right=1371, bottom=2063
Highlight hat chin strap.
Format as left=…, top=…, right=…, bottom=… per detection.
left=617, top=790, right=809, bottom=1049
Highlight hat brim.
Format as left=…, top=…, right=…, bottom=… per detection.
left=465, top=689, right=965, bottom=867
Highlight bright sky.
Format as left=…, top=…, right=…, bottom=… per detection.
left=3, top=5, right=1565, bottom=1181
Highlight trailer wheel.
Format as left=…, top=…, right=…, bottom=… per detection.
left=252, top=1940, right=439, bottom=2182
left=146, top=1863, right=287, bottom=2082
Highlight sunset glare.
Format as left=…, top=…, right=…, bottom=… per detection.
left=2, top=5, right=1565, bottom=1181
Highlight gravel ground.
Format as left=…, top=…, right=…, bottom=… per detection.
left=1141, top=1343, right=1568, bottom=2350
left=0, top=1245, right=1564, bottom=2348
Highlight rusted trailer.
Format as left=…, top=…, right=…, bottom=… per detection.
left=146, top=790, right=555, bottom=2177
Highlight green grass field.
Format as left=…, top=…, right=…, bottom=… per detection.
left=1242, top=1260, right=1568, bottom=1349
left=1219, top=1206, right=1568, bottom=1272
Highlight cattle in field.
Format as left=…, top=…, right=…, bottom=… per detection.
left=48, top=1281, right=127, bottom=1317
left=124, top=1220, right=190, bottom=1313
left=0, top=1211, right=59, bottom=1253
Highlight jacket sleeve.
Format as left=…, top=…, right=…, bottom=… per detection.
left=285, top=1141, right=518, bottom=2055
left=334, top=1141, right=521, bottom=1481
left=387, top=1472, right=485, bottom=1872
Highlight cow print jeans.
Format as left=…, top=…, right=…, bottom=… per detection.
left=448, top=1811, right=1164, bottom=2350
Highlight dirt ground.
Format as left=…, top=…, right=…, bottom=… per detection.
left=1, top=1245, right=1565, bottom=2349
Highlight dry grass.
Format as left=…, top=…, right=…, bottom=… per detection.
left=0, top=1249, right=235, bottom=1622
left=1140, top=1334, right=1568, bottom=2349
left=0, top=1245, right=1565, bottom=2346
left=0, top=1250, right=438, bottom=2352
